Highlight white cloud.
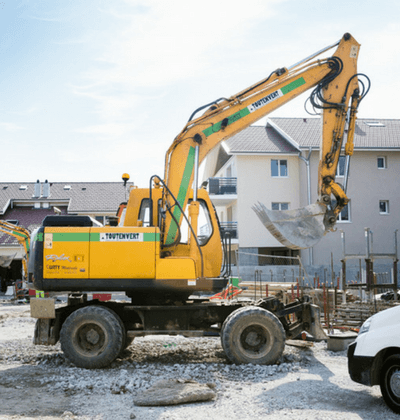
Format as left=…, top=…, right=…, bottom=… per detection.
left=0, top=122, right=24, bottom=132
left=72, top=0, right=287, bottom=121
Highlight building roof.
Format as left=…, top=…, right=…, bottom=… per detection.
left=0, top=207, right=67, bottom=246
left=224, top=118, right=400, bottom=153
left=0, top=181, right=133, bottom=215
left=224, top=125, right=298, bottom=154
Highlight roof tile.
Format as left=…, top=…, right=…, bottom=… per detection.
left=225, top=118, right=400, bottom=153
left=0, top=182, right=133, bottom=215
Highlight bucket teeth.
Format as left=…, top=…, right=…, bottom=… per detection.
left=252, top=202, right=327, bottom=249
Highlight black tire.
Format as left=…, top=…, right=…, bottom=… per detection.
left=222, top=306, right=285, bottom=365
left=380, top=354, right=400, bottom=413
left=60, top=305, right=124, bottom=369
left=98, top=306, right=133, bottom=354
left=220, top=306, right=252, bottom=353
left=98, top=306, right=128, bottom=356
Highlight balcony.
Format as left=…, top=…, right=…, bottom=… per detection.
left=220, top=221, right=238, bottom=240
left=208, top=177, right=237, bottom=194
left=207, top=177, right=237, bottom=207
left=200, top=221, right=238, bottom=244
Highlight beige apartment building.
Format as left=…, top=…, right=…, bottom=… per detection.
left=202, top=118, right=400, bottom=281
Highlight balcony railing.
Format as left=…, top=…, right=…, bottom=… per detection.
left=207, top=177, right=237, bottom=195
left=220, top=221, right=238, bottom=239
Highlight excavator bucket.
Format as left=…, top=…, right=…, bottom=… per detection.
left=252, top=202, right=327, bottom=250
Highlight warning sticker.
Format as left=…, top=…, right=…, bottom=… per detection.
left=100, top=232, right=143, bottom=242
left=44, top=233, right=53, bottom=249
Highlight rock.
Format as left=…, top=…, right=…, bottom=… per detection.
left=286, top=339, right=314, bottom=348
left=133, top=379, right=216, bottom=406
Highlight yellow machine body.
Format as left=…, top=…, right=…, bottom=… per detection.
left=29, top=33, right=368, bottom=300
left=34, top=187, right=223, bottom=297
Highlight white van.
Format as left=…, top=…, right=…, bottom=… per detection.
left=348, top=304, right=400, bottom=413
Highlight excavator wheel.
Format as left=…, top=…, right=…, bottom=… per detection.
left=99, top=306, right=132, bottom=355
left=60, top=305, right=124, bottom=369
left=220, top=306, right=254, bottom=353
left=222, top=306, right=285, bottom=365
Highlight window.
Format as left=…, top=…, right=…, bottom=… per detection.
left=180, top=200, right=213, bottom=246
left=336, top=156, right=346, bottom=177
left=377, top=156, right=386, bottom=169
left=271, top=202, right=289, bottom=211
left=364, top=121, right=385, bottom=127
left=379, top=200, right=389, bottom=214
left=337, top=203, right=350, bottom=222
left=138, top=199, right=150, bottom=226
left=95, top=216, right=105, bottom=224
left=332, top=200, right=351, bottom=222
left=271, top=159, right=288, bottom=177
left=138, top=199, right=163, bottom=227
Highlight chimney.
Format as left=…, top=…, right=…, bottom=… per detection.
left=34, top=180, right=41, bottom=198
left=42, top=179, right=50, bottom=198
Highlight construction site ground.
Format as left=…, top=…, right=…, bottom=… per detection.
left=0, top=296, right=398, bottom=420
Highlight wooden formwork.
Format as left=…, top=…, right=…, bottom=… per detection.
left=237, top=281, right=299, bottom=302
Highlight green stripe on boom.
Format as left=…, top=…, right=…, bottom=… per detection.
left=165, top=146, right=196, bottom=245
left=280, top=77, right=306, bottom=95
left=203, top=108, right=250, bottom=138
left=12, top=231, right=28, bottom=238
left=202, top=77, right=305, bottom=138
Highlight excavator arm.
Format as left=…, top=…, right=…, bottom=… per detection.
left=161, top=33, right=368, bottom=249
left=0, top=221, right=30, bottom=279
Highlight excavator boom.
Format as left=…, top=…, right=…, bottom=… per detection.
left=162, top=33, right=368, bottom=250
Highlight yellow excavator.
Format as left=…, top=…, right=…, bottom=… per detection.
left=0, top=221, right=30, bottom=296
left=0, top=221, right=30, bottom=278
left=29, top=33, right=369, bottom=368
left=30, top=32, right=368, bottom=298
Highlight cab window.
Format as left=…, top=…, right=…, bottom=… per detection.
left=138, top=199, right=162, bottom=227
left=180, top=200, right=213, bottom=246
left=138, top=199, right=151, bottom=226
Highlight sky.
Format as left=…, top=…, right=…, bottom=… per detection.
left=1, top=0, right=399, bottom=187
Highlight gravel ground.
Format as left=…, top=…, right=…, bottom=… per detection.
left=0, top=298, right=397, bottom=420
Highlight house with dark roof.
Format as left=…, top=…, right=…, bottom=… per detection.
left=202, top=118, right=400, bottom=273
left=0, top=180, right=132, bottom=290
